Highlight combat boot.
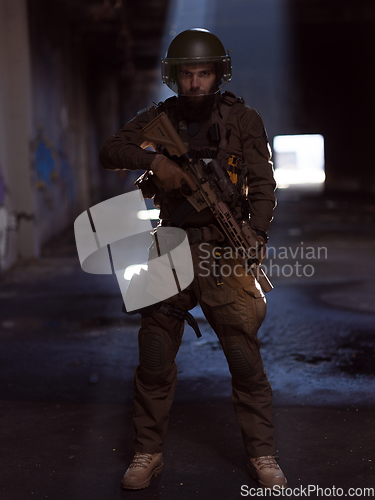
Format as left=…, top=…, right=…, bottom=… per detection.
left=248, top=456, right=287, bottom=489
left=121, top=452, right=163, bottom=490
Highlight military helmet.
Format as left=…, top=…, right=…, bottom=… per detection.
left=161, top=28, right=232, bottom=95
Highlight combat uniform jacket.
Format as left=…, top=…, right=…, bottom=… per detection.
left=99, top=92, right=276, bottom=234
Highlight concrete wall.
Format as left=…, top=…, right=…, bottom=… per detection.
left=0, top=0, right=36, bottom=271
left=28, top=0, right=91, bottom=247
left=0, top=0, right=107, bottom=273
left=0, top=0, right=168, bottom=274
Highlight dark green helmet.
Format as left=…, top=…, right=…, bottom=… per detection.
left=161, top=28, right=232, bottom=95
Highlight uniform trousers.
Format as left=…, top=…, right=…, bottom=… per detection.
left=132, top=241, right=274, bottom=459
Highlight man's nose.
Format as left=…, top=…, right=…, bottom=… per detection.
left=190, top=74, right=200, bottom=88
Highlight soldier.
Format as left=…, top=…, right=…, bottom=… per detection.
left=99, top=28, right=287, bottom=491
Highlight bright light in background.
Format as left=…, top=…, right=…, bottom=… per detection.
left=273, top=134, right=325, bottom=189
left=124, top=264, right=148, bottom=281
left=137, top=209, right=160, bottom=220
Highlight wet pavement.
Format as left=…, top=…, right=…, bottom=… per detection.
left=1, top=188, right=375, bottom=499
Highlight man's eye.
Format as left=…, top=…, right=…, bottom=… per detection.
left=200, top=71, right=210, bottom=77
left=182, top=71, right=191, bottom=77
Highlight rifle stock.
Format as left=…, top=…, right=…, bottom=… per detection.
left=141, top=113, right=188, bottom=158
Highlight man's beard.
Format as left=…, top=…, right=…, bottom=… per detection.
left=176, top=93, right=217, bottom=122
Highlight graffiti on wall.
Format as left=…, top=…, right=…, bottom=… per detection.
left=32, top=129, right=58, bottom=208
left=31, top=126, right=76, bottom=208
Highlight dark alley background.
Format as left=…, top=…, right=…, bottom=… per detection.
left=0, top=1, right=375, bottom=499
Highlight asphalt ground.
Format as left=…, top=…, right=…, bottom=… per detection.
left=1, top=187, right=375, bottom=500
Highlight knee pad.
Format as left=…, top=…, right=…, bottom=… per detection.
left=140, top=334, right=165, bottom=371
left=227, top=345, right=254, bottom=378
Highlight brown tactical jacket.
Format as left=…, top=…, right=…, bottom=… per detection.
left=99, top=92, right=276, bottom=233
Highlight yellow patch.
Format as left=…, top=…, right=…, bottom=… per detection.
left=227, top=171, right=237, bottom=184
left=227, top=155, right=238, bottom=167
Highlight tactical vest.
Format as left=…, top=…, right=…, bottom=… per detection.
left=151, top=91, right=250, bottom=226
left=156, top=91, right=248, bottom=196
left=157, top=91, right=243, bottom=153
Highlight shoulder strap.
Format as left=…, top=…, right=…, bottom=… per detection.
left=220, top=90, right=245, bottom=106
left=214, top=91, right=245, bottom=160
left=157, top=97, right=179, bottom=130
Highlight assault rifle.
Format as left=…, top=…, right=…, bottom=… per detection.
left=141, top=112, right=273, bottom=293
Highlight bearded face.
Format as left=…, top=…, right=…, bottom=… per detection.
left=176, top=63, right=219, bottom=122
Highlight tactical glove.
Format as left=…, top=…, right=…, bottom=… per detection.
left=150, top=155, right=196, bottom=193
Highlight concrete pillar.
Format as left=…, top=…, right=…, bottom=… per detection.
left=0, top=0, right=36, bottom=271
